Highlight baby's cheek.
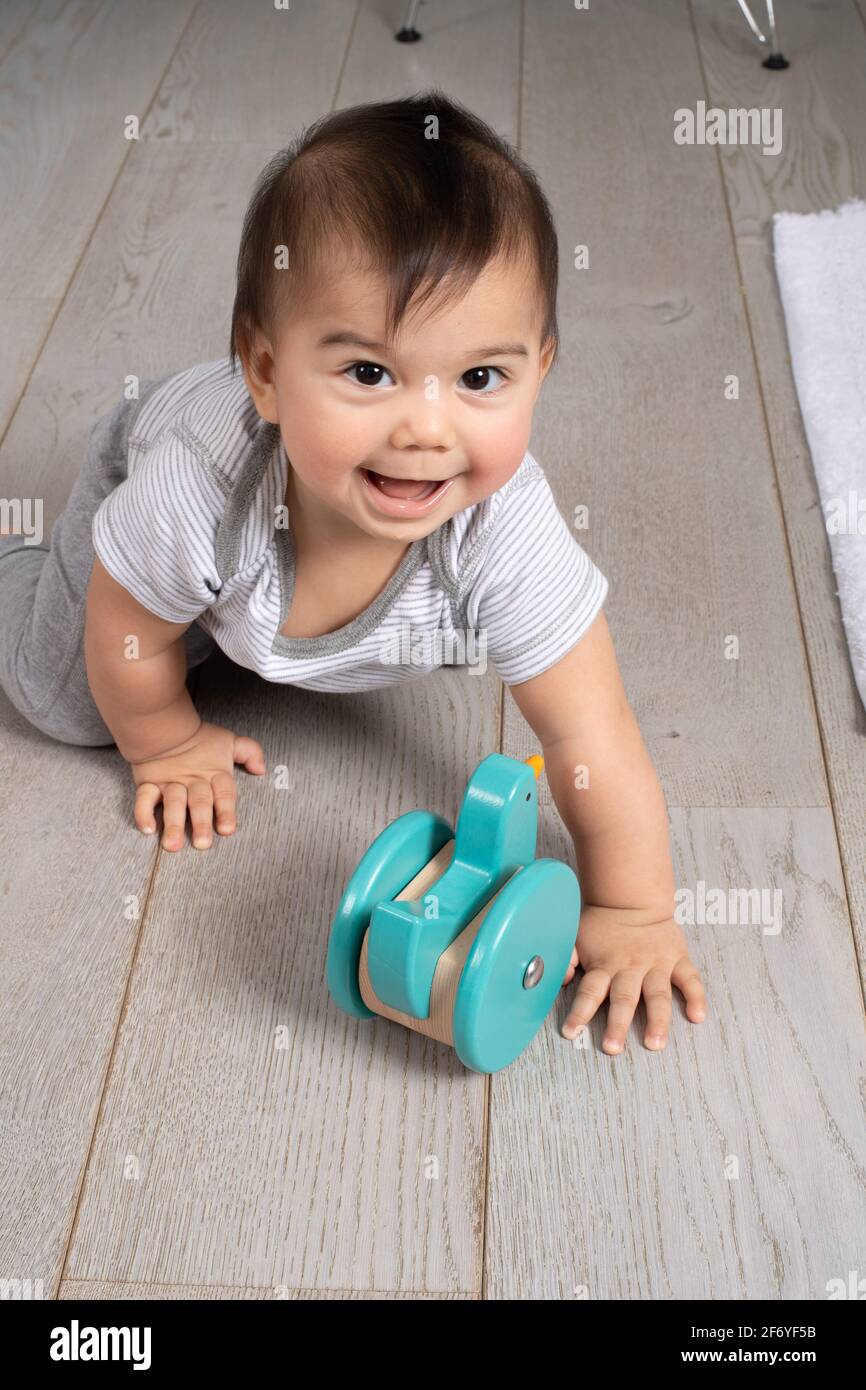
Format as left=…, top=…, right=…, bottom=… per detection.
left=476, top=412, right=532, bottom=472
left=470, top=451, right=528, bottom=498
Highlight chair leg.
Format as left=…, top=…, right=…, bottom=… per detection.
left=735, top=0, right=790, bottom=69
left=395, top=0, right=423, bottom=43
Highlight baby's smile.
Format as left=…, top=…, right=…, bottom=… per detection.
left=359, top=465, right=460, bottom=517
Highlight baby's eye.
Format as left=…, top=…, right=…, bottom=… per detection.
left=460, top=366, right=507, bottom=393
left=345, top=361, right=394, bottom=388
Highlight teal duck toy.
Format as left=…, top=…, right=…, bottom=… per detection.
left=326, top=751, right=581, bottom=1073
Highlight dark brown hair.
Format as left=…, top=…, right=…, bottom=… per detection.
left=228, top=89, right=559, bottom=377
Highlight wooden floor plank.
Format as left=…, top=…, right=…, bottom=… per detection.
left=0, top=0, right=196, bottom=437
left=137, top=0, right=355, bottom=143
left=1, top=141, right=301, bottom=532
left=0, top=0, right=33, bottom=60
left=0, top=298, right=58, bottom=434
left=339, top=0, right=520, bottom=137
left=0, top=695, right=162, bottom=1294
left=691, top=0, right=866, bottom=975
left=59, top=1280, right=476, bottom=1299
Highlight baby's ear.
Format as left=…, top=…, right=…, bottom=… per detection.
left=534, top=337, right=556, bottom=402
left=242, top=334, right=279, bottom=423
left=539, top=335, right=557, bottom=379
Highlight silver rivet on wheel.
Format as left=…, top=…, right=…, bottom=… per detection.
left=523, top=955, right=544, bottom=989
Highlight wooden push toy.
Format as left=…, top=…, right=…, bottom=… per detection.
left=326, top=752, right=581, bottom=1074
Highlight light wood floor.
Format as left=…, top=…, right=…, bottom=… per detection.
left=1, top=0, right=865, bottom=1300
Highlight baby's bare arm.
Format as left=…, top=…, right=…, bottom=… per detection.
left=84, top=557, right=266, bottom=849
left=507, top=610, right=675, bottom=915
left=84, top=556, right=202, bottom=762
left=508, top=612, right=707, bottom=1053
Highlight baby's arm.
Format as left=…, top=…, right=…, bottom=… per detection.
left=85, top=557, right=266, bottom=849
left=85, top=556, right=203, bottom=761
left=510, top=611, right=673, bottom=913
left=508, top=611, right=707, bottom=1052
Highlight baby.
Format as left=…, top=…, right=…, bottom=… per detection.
left=0, top=91, right=706, bottom=1053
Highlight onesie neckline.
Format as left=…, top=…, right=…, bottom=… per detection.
left=271, top=523, right=430, bottom=657
left=213, top=419, right=443, bottom=659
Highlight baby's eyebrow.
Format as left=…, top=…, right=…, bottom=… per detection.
left=317, top=331, right=389, bottom=352
left=464, top=342, right=530, bottom=359
left=317, top=330, right=529, bottom=359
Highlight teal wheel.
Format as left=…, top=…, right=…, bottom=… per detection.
left=452, top=858, right=580, bottom=1073
left=326, top=810, right=453, bottom=1019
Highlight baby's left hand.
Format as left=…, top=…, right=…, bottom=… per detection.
left=560, top=904, right=707, bottom=1054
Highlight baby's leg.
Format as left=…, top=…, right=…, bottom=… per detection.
left=0, top=389, right=216, bottom=748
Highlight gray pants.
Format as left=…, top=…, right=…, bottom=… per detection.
left=0, top=379, right=217, bottom=748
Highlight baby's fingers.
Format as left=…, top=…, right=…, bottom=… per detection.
left=672, top=955, right=708, bottom=1023
left=134, top=782, right=162, bottom=835
left=161, top=782, right=189, bottom=851
left=211, top=770, right=238, bottom=837
left=561, top=967, right=610, bottom=1041
left=641, top=967, right=673, bottom=1050
left=602, top=969, right=644, bottom=1054
left=233, top=734, right=266, bottom=774
left=187, top=778, right=215, bottom=850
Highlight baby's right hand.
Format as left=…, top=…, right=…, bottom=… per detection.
left=130, top=720, right=267, bottom=851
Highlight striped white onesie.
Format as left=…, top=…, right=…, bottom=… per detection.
left=92, top=358, right=609, bottom=690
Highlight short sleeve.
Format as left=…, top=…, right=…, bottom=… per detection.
left=92, top=430, right=226, bottom=624
left=465, top=471, right=609, bottom=684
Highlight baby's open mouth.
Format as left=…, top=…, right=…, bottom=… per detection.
left=362, top=468, right=446, bottom=501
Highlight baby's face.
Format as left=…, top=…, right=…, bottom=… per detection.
left=249, top=251, right=554, bottom=543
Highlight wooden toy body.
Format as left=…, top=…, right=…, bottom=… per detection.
left=326, top=753, right=581, bottom=1073
left=358, top=838, right=518, bottom=1046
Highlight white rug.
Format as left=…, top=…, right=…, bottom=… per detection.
left=773, top=197, right=866, bottom=713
